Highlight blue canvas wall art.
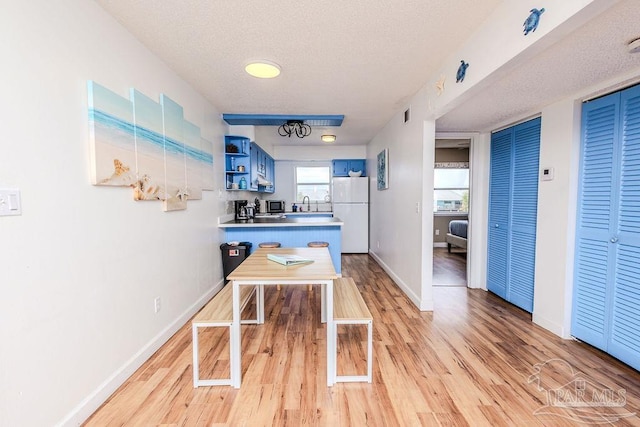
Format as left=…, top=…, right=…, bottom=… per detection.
left=377, top=148, right=389, bottom=190
left=87, top=81, right=213, bottom=212
left=183, top=120, right=203, bottom=200
left=160, top=94, right=187, bottom=212
left=130, top=89, right=165, bottom=201
left=88, top=81, right=136, bottom=186
left=200, top=137, right=214, bottom=191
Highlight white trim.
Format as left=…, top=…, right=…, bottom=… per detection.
left=57, top=281, right=225, bottom=427
left=491, top=114, right=542, bottom=134
left=369, top=250, right=432, bottom=310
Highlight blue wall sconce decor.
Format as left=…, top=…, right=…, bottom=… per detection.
left=456, top=60, right=469, bottom=83
left=523, top=8, right=545, bottom=35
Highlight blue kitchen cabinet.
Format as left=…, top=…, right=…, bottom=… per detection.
left=224, top=136, right=250, bottom=190
left=332, top=159, right=366, bottom=177
left=249, top=141, right=259, bottom=191
left=264, top=154, right=275, bottom=193
left=247, top=141, right=275, bottom=193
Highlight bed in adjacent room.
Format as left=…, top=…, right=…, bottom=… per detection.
left=446, top=219, right=468, bottom=253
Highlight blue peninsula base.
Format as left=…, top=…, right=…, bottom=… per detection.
left=223, top=225, right=342, bottom=274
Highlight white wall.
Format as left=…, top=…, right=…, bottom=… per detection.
left=533, top=99, right=582, bottom=337
left=273, top=144, right=366, bottom=161
left=368, top=89, right=433, bottom=309
left=0, top=2, right=227, bottom=426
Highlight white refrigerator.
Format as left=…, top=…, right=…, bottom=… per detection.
left=332, top=177, right=369, bottom=253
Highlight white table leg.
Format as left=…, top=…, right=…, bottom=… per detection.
left=257, top=284, right=265, bottom=324
left=231, top=281, right=242, bottom=388
left=325, top=279, right=335, bottom=386
left=321, top=282, right=326, bottom=323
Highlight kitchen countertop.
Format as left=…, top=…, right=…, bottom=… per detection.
left=255, top=211, right=333, bottom=217
left=219, top=215, right=343, bottom=228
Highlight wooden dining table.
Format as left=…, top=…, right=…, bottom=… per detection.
left=227, top=247, right=339, bottom=388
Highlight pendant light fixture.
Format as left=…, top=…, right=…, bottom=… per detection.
left=278, top=120, right=311, bottom=138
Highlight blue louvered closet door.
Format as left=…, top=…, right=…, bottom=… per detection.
left=487, top=117, right=541, bottom=312
left=572, top=83, right=640, bottom=371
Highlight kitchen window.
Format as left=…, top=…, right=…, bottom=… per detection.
left=433, top=164, right=469, bottom=213
left=295, top=166, right=330, bottom=202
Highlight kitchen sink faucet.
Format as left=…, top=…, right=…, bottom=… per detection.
left=302, top=195, right=310, bottom=212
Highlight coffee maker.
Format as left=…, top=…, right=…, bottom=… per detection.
left=234, top=200, right=249, bottom=221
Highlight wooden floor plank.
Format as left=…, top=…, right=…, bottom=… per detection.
left=84, top=254, right=640, bottom=426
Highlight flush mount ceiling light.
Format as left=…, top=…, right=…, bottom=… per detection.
left=245, top=60, right=281, bottom=78
left=321, top=134, right=336, bottom=143
left=278, top=120, right=311, bottom=138
left=629, top=38, right=640, bottom=54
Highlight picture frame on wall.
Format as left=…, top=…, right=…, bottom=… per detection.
left=377, top=148, right=389, bottom=190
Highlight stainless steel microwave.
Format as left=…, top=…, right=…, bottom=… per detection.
left=266, top=200, right=286, bottom=213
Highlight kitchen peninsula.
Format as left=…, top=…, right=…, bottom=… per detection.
left=218, top=215, right=343, bottom=273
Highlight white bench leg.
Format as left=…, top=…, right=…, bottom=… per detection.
left=192, top=325, right=200, bottom=388
left=334, top=320, right=373, bottom=383
left=367, top=319, right=373, bottom=383
left=192, top=322, right=234, bottom=387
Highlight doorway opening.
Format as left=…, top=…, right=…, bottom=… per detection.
left=432, top=138, right=470, bottom=287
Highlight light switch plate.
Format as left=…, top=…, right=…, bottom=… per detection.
left=0, top=189, right=22, bottom=216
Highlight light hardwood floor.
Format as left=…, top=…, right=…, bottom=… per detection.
left=433, top=247, right=467, bottom=286
left=84, top=254, right=640, bottom=426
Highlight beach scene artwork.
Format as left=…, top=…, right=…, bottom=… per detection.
left=88, top=81, right=137, bottom=187
left=184, top=120, right=203, bottom=200
left=159, top=94, right=187, bottom=212
left=130, top=89, right=165, bottom=201
left=200, top=136, right=214, bottom=191
left=87, top=81, right=214, bottom=212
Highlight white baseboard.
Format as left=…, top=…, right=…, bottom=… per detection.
left=368, top=250, right=431, bottom=310
left=57, top=281, right=225, bottom=427
left=532, top=313, right=571, bottom=339
left=433, top=242, right=447, bottom=248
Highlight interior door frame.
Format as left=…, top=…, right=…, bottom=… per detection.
left=434, top=132, right=489, bottom=289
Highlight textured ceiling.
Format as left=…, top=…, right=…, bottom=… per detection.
left=94, top=0, right=501, bottom=145
left=94, top=0, right=640, bottom=146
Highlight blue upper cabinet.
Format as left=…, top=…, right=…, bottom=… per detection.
left=332, top=159, right=366, bottom=177
left=264, top=154, right=275, bottom=193
left=224, top=136, right=250, bottom=190
left=247, top=140, right=275, bottom=193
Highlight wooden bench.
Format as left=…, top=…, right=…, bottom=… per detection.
left=333, top=277, right=373, bottom=383
left=192, top=284, right=258, bottom=387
